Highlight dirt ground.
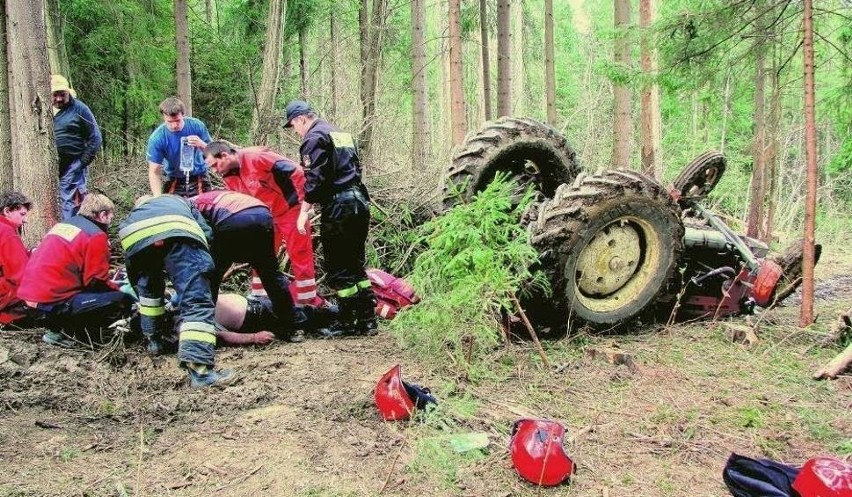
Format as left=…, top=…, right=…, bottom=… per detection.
left=1, top=249, right=850, bottom=497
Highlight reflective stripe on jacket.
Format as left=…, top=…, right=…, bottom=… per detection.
left=118, top=194, right=212, bottom=257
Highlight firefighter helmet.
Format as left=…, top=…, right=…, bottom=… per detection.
left=509, top=418, right=575, bottom=486
left=792, top=456, right=852, bottom=497
left=374, top=364, right=436, bottom=421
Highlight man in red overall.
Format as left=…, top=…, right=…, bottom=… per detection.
left=203, top=141, right=322, bottom=307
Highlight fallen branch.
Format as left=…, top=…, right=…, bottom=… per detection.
left=509, top=292, right=550, bottom=369
left=214, top=465, right=263, bottom=493
left=814, top=343, right=852, bottom=380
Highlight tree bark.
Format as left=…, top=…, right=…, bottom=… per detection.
left=174, top=0, right=192, bottom=116
left=5, top=0, right=60, bottom=242
left=720, top=70, right=732, bottom=154
left=330, top=10, right=339, bottom=121
left=612, top=0, right=632, bottom=170
left=496, top=0, right=511, bottom=117
left=544, top=0, right=556, bottom=124
left=747, top=31, right=767, bottom=239
left=299, top=25, right=307, bottom=98
left=639, top=0, right=660, bottom=178
left=205, top=0, right=213, bottom=24
left=510, top=0, right=524, bottom=115
left=448, top=0, right=466, bottom=146
left=44, top=0, right=70, bottom=79
left=358, top=0, right=386, bottom=161
left=0, top=1, right=13, bottom=190
left=799, top=0, right=817, bottom=327
left=479, top=0, right=492, bottom=121
left=411, top=0, right=428, bottom=169
left=764, top=40, right=781, bottom=242
left=250, top=0, right=286, bottom=145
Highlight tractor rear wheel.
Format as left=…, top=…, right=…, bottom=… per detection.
left=530, top=170, right=684, bottom=328
left=672, top=151, right=726, bottom=207
left=442, top=117, right=580, bottom=209
left=769, top=239, right=823, bottom=305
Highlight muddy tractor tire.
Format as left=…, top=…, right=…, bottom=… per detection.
left=442, top=117, right=580, bottom=209
left=769, top=239, right=823, bottom=305
left=530, top=170, right=685, bottom=328
left=672, top=151, right=726, bottom=206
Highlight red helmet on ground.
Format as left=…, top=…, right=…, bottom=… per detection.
left=509, top=418, right=575, bottom=487
left=792, top=456, right=852, bottom=497
left=374, top=364, right=436, bottom=421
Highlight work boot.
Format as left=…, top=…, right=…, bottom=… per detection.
left=146, top=337, right=164, bottom=356
left=354, top=290, right=379, bottom=337
left=186, top=363, right=238, bottom=389
left=287, top=328, right=306, bottom=343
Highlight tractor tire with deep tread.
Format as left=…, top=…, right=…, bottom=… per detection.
left=672, top=151, right=726, bottom=206
left=529, top=169, right=685, bottom=329
left=442, top=117, right=581, bottom=209
left=769, top=239, right=823, bottom=305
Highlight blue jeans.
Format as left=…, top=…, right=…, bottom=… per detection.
left=127, top=239, right=217, bottom=367
left=59, top=158, right=88, bottom=220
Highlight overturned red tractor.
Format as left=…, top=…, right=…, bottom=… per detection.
left=442, top=117, right=818, bottom=334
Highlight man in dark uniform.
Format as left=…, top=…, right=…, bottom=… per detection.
left=119, top=194, right=236, bottom=389
left=284, top=100, right=377, bottom=337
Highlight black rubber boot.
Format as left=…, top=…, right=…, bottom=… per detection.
left=354, top=290, right=378, bottom=336
left=320, top=296, right=358, bottom=338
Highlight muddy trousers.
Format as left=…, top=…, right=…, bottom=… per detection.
left=320, top=187, right=376, bottom=329
left=127, top=239, right=217, bottom=367
left=210, top=208, right=296, bottom=336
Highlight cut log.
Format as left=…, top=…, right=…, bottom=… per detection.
left=814, top=343, right=852, bottom=380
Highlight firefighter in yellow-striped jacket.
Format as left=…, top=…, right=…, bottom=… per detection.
left=119, top=194, right=236, bottom=389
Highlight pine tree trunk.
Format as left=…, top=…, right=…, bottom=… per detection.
left=174, top=0, right=192, bottom=115
left=330, top=10, right=339, bottom=121
left=411, top=0, right=429, bottom=169
left=612, top=0, right=632, bottom=170
left=299, top=26, right=307, bottom=98
left=764, top=34, right=781, bottom=242
left=639, top=0, right=660, bottom=178
left=747, top=37, right=767, bottom=239
left=359, top=0, right=386, bottom=161
left=496, top=0, right=511, bottom=117
left=799, top=0, right=817, bottom=327
left=6, top=0, right=60, bottom=242
left=448, top=0, right=466, bottom=146
left=720, top=70, right=731, bottom=154
left=479, top=0, right=492, bottom=121
left=510, top=0, right=524, bottom=115
left=205, top=0, right=212, bottom=24
left=44, top=0, right=71, bottom=79
left=544, top=0, right=556, bottom=124
left=250, top=0, right=286, bottom=145
left=0, top=1, right=13, bottom=190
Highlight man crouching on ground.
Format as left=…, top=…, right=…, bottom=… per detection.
left=119, top=194, right=236, bottom=389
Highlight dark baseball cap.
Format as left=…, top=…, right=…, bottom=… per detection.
left=283, top=100, right=313, bottom=127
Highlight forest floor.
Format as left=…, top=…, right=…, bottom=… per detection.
left=0, top=248, right=850, bottom=497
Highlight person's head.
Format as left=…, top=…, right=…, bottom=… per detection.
left=0, top=191, right=32, bottom=230
left=204, top=140, right=241, bottom=175
left=283, top=100, right=317, bottom=138
left=51, top=74, right=73, bottom=109
left=158, top=97, right=186, bottom=132
left=78, top=193, right=116, bottom=225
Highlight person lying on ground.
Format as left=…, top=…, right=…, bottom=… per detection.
left=17, top=194, right=135, bottom=347
left=0, top=191, right=34, bottom=328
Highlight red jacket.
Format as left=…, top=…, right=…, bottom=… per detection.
left=222, top=147, right=305, bottom=221
left=17, top=215, right=116, bottom=305
left=0, top=217, right=29, bottom=323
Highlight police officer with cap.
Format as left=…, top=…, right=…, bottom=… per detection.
left=285, top=100, right=377, bottom=337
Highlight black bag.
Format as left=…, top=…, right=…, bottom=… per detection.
left=723, top=453, right=800, bottom=497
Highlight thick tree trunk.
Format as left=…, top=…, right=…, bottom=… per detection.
left=612, top=0, right=632, bottom=170
left=250, top=0, right=286, bottom=145
left=747, top=38, right=767, bottom=239
left=510, top=0, right=524, bottom=115
left=6, top=0, right=60, bottom=242
left=799, top=0, right=817, bottom=327
left=44, top=0, right=70, bottom=79
left=544, top=0, right=556, bottom=124
left=411, top=0, right=428, bottom=169
left=0, top=1, right=13, bottom=190
left=639, top=0, right=660, bottom=178
left=174, top=0, right=192, bottom=115
left=448, top=0, right=466, bottom=146
left=764, top=44, right=781, bottom=242
left=496, top=0, right=511, bottom=117
left=479, top=0, right=492, bottom=121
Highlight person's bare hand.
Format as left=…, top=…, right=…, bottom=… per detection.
left=185, top=135, right=206, bottom=149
